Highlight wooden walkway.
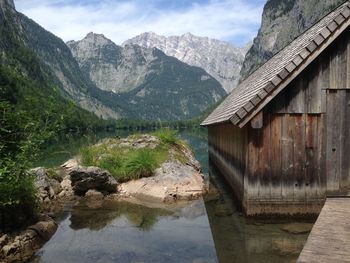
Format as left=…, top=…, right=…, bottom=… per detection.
left=297, top=198, right=350, bottom=263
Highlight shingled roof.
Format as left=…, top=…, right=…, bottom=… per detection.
left=202, top=1, right=350, bottom=127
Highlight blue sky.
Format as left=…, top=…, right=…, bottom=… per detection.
left=15, top=0, right=266, bottom=47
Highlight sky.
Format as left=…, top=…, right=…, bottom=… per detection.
left=15, top=0, right=266, bottom=47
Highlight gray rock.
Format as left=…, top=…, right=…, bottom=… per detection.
left=28, top=220, right=58, bottom=242
left=49, top=179, right=62, bottom=196
left=31, top=167, right=61, bottom=201
left=0, top=219, right=57, bottom=263
left=31, top=167, right=50, bottom=190
left=69, top=166, right=118, bottom=195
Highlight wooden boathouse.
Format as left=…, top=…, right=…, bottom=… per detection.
left=202, top=1, right=350, bottom=216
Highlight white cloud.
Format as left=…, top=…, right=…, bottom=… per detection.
left=15, top=0, right=265, bottom=46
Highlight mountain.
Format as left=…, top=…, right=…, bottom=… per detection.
left=67, top=33, right=227, bottom=120
left=0, top=0, right=118, bottom=133
left=0, top=0, right=120, bottom=120
left=124, top=32, right=249, bottom=93
left=240, top=0, right=346, bottom=79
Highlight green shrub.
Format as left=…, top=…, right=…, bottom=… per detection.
left=125, top=150, right=157, bottom=180
left=0, top=159, right=38, bottom=231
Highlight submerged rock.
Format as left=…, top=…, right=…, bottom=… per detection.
left=280, top=223, right=313, bottom=234
left=272, top=238, right=304, bottom=256
left=214, top=204, right=234, bottom=217
left=69, top=166, right=118, bottom=196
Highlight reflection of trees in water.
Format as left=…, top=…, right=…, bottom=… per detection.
left=69, top=201, right=172, bottom=231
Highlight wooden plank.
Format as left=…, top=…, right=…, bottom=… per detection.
left=340, top=90, right=350, bottom=191
left=338, top=33, right=348, bottom=89
left=247, top=128, right=261, bottom=201
left=281, top=114, right=294, bottom=199
left=258, top=112, right=271, bottom=199
left=305, top=115, right=318, bottom=200
left=287, top=76, right=306, bottom=113
left=297, top=198, right=350, bottom=263
left=329, top=41, right=338, bottom=89
left=306, top=59, right=323, bottom=113
left=270, top=114, right=282, bottom=199
left=326, top=90, right=341, bottom=193
left=293, top=114, right=306, bottom=201
left=347, top=31, right=350, bottom=88
left=317, top=114, right=327, bottom=197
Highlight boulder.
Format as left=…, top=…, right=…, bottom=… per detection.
left=0, top=219, right=57, bottom=263
left=30, top=167, right=61, bottom=201
left=28, top=220, right=58, bottom=242
left=85, top=189, right=104, bottom=199
left=69, top=166, right=118, bottom=196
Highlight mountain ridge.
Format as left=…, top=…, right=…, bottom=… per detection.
left=124, top=31, right=249, bottom=93
left=67, top=32, right=227, bottom=120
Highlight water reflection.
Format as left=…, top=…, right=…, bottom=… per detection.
left=69, top=201, right=172, bottom=231
left=204, top=164, right=313, bottom=263
left=32, top=129, right=313, bottom=263
left=30, top=199, right=218, bottom=263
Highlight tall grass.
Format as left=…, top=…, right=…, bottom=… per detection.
left=153, top=129, right=179, bottom=145
left=125, top=150, right=157, bottom=179
left=80, top=143, right=167, bottom=182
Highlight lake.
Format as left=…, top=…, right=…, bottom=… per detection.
left=29, top=128, right=312, bottom=263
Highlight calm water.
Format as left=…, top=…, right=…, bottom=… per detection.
left=30, top=129, right=312, bottom=263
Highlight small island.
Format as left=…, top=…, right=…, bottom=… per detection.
left=0, top=130, right=207, bottom=263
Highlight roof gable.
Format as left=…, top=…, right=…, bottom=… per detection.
left=202, top=1, right=350, bottom=127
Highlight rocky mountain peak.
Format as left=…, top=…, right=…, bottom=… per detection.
left=81, top=32, right=113, bottom=47
left=124, top=32, right=248, bottom=93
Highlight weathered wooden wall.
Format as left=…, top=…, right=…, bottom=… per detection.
left=244, top=112, right=326, bottom=216
left=208, top=124, right=247, bottom=202
left=208, top=27, right=350, bottom=216
left=270, top=27, right=350, bottom=195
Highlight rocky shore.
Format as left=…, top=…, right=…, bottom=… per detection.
left=0, top=134, right=207, bottom=262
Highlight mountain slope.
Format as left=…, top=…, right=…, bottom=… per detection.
left=68, top=33, right=227, bottom=120
left=124, top=32, right=248, bottom=93
left=240, top=0, right=346, bottom=79
left=0, top=0, right=115, bottom=135
left=0, top=0, right=120, bottom=119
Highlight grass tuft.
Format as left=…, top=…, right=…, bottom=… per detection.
left=153, top=129, right=179, bottom=145
left=125, top=149, right=157, bottom=180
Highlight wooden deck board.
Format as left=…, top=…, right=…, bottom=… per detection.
left=297, top=198, right=350, bottom=263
